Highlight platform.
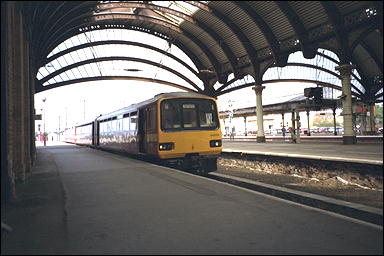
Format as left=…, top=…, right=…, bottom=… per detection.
left=222, top=139, right=383, bottom=165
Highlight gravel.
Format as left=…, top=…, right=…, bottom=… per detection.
left=216, top=154, right=383, bottom=209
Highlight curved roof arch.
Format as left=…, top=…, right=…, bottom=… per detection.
left=45, top=40, right=199, bottom=77
left=216, top=49, right=373, bottom=102
left=22, top=1, right=382, bottom=102
left=40, top=56, right=200, bottom=90
left=36, top=28, right=204, bottom=93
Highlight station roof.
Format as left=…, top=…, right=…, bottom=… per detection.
left=219, top=96, right=345, bottom=118
left=21, top=1, right=383, bottom=101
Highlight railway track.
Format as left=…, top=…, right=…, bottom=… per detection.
left=204, top=171, right=382, bottom=226
left=168, top=153, right=383, bottom=226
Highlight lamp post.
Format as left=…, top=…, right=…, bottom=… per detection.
left=58, top=115, right=61, bottom=141
left=42, top=97, right=46, bottom=146
left=228, top=100, right=234, bottom=140
left=65, top=106, right=68, bottom=128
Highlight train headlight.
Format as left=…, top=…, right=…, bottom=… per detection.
left=159, top=143, right=174, bottom=151
left=209, top=139, right=222, bottom=147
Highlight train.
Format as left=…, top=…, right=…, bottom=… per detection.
left=63, top=92, right=222, bottom=172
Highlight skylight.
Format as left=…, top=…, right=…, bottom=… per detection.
left=93, top=1, right=206, bottom=27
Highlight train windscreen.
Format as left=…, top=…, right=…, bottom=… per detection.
left=161, top=98, right=219, bottom=131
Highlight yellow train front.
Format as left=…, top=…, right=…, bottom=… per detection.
left=144, top=92, right=222, bottom=172
left=158, top=93, right=222, bottom=171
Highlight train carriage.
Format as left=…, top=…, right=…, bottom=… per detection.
left=65, top=92, right=222, bottom=172
left=75, top=122, right=93, bottom=146
left=63, top=126, right=76, bottom=144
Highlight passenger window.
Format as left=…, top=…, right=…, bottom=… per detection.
left=114, top=119, right=118, bottom=132
left=130, top=113, right=137, bottom=131
left=123, top=117, right=130, bottom=132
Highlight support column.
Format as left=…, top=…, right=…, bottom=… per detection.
left=369, top=103, right=376, bottom=133
left=290, top=110, right=296, bottom=143
left=1, top=1, right=14, bottom=203
left=30, top=58, right=37, bottom=165
left=335, top=64, right=356, bottom=144
left=12, top=5, right=26, bottom=182
left=306, top=109, right=311, bottom=136
left=222, top=118, right=226, bottom=136
left=332, top=107, right=337, bottom=135
left=252, top=85, right=265, bottom=142
left=23, top=23, right=32, bottom=175
left=295, top=110, right=301, bottom=143
left=360, top=112, right=367, bottom=135
left=243, top=116, right=247, bottom=136
left=2, top=2, right=34, bottom=204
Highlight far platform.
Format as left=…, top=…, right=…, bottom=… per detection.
left=222, top=136, right=383, bottom=165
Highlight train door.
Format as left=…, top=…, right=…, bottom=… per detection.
left=138, top=109, right=146, bottom=153
left=138, top=105, right=156, bottom=154
left=145, top=105, right=157, bottom=155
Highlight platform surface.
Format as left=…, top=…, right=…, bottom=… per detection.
left=222, top=140, right=383, bottom=165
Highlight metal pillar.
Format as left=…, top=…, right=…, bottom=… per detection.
left=228, top=100, right=234, bottom=140
left=291, top=110, right=296, bottom=143
left=58, top=115, right=61, bottom=141
left=244, top=116, right=247, bottom=136
left=360, top=112, right=367, bottom=135
left=13, top=6, right=26, bottom=182
left=1, top=1, right=13, bottom=203
left=222, top=118, right=226, bottom=136
left=2, top=2, right=35, bottom=202
left=295, top=110, right=301, bottom=143
left=332, top=107, right=337, bottom=135
left=43, top=98, right=46, bottom=146
left=252, top=85, right=265, bottom=142
left=306, top=109, right=311, bottom=136
left=369, top=103, right=376, bottom=133
left=335, top=64, right=356, bottom=144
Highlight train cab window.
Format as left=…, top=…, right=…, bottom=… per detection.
left=161, top=102, right=181, bottom=129
left=161, top=98, right=218, bottom=131
left=182, top=103, right=197, bottom=128
left=199, top=101, right=218, bottom=128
